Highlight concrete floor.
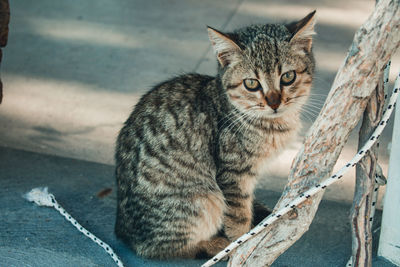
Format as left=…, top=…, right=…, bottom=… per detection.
left=0, top=146, right=395, bottom=267
left=0, top=0, right=399, bottom=266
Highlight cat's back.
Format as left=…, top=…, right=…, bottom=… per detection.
left=130, top=73, right=217, bottom=122
left=116, top=73, right=221, bottom=177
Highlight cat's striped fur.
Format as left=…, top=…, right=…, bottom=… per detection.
left=115, top=11, right=316, bottom=259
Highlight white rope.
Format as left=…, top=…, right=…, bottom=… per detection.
left=203, top=64, right=399, bottom=267
left=24, top=187, right=125, bottom=267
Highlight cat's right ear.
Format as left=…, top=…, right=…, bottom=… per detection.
left=207, top=26, right=242, bottom=68
left=286, top=10, right=316, bottom=52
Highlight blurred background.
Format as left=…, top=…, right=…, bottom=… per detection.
left=0, top=0, right=398, bottom=204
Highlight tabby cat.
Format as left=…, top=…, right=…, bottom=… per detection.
left=115, top=11, right=316, bottom=259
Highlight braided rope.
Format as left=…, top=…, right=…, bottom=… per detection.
left=24, top=187, right=124, bottom=267
left=203, top=63, right=399, bottom=267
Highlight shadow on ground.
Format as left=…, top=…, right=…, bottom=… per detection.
left=0, top=146, right=395, bottom=267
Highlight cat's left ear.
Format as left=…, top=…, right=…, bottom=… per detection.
left=207, top=26, right=242, bottom=67
left=286, top=10, right=316, bottom=52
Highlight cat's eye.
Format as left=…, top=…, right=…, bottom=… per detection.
left=243, top=79, right=261, bottom=91
left=280, top=70, right=296, bottom=86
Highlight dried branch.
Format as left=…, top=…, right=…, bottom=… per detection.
left=229, top=0, right=400, bottom=266
left=350, top=73, right=385, bottom=267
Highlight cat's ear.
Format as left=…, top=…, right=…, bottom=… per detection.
left=286, top=10, right=316, bottom=52
left=207, top=26, right=242, bottom=67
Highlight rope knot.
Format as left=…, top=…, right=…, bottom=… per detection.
left=24, top=187, right=55, bottom=207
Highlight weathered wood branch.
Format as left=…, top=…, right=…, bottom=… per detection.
left=229, top=0, right=400, bottom=266
left=350, top=73, right=385, bottom=267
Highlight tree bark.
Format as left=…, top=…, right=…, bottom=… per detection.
left=350, top=74, right=385, bottom=267
left=229, top=0, right=400, bottom=266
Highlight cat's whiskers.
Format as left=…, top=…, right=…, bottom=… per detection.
left=287, top=94, right=308, bottom=101
left=300, top=111, right=314, bottom=123
left=225, top=110, right=250, bottom=131
left=218, top=110, right=241, bottom=129
left=300, top=105, right=318, bottom=119
left=284, top=95, right=309, bottom=107
left=307, top=93, right=326, bottom=99
left=312, top=75, right=331, bottom=88
left=234, top=109, right=262, bottom=139
left=242, top=110, right=262, bottom=139
left=303, top=108, right=322, bottom=117
left=286, top=95, right=323, bottom=107
left=219, top=106, right=256, bottom=130
left=299, top=106, right=320, bottom=121
left=305, top=101, right=324, bottom=108
left=302, top=101, right=321, bottom=112
left=302, top=103, right=322, bottom=114
left=221, top=116, right=247, bottom=141
left=219, top=109, right=253, bottom=140
left=306, top=97, right=325, bottom=104
left=232, top=108, right=258, bottom=138
left=221, top=107, right=261, bottom=140
left=305, top=94, right=327, bottom=103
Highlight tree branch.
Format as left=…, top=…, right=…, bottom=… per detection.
left=229, top=0, right=400, bottom=266
left=350, top=72, right=385, bottom=267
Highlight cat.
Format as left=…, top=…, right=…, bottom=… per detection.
left=115, top=10, right=316, bottom=260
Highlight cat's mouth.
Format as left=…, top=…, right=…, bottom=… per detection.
left=265, top=109, right=284, bottom=118
left=249, top=106, right=286, bottom=119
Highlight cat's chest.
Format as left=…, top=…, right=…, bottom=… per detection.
left=255, top=128, right=295, bottom=157
left=218, top=127, right=297, bottom=173
left=253, top=129, right=297, bottom=170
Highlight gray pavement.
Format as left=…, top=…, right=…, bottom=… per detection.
left=0, top=146, right=395, bottom=267
left=0, top=0, right=399, bottom=266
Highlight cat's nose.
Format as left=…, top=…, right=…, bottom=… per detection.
left=265, top=91, right=281, bottom=111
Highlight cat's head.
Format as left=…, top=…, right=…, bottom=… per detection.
left=208, top=11, right=316, bottom=119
